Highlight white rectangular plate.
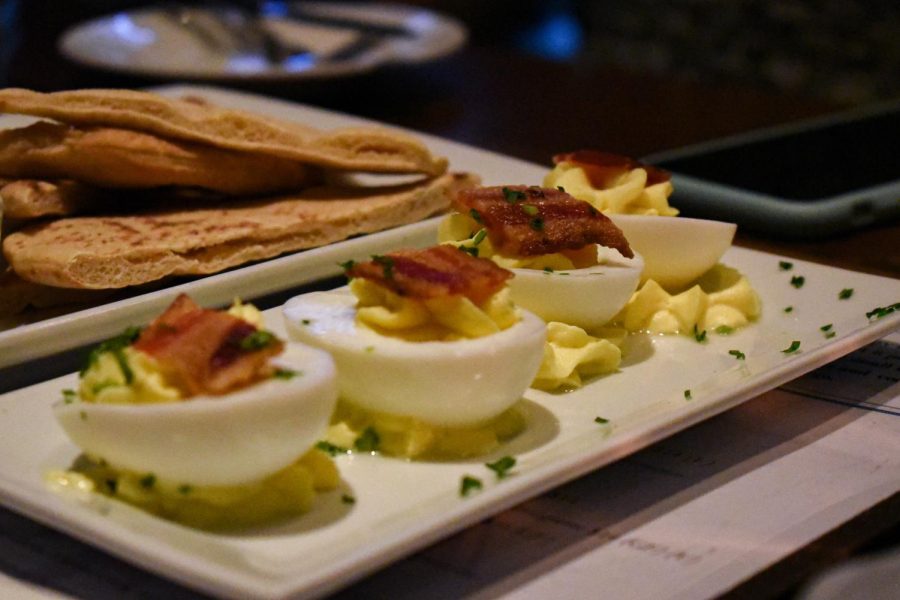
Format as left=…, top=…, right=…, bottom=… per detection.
left=0, top=87, right=898, bottom=599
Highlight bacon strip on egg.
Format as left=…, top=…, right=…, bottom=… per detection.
left=346, top=245, right=513, bottom=305
left=133, top=294, right=283, bottom=396
left=453, top=185, right=634, bottom=259
left=553, top=150, right=671, bottom=188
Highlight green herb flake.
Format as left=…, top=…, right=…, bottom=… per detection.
left=866, top=302, right=900, bottom=320
left=315, top=441, right=349, bottom=456
left=594, top=416, right=610, bottom=425
left=62, top=389, right=77, bottom=404
left=543, top=266, right=554, bottom=273
left=485, top=456, right=516, bottom=479
left=81, top=325, right=142, bottom=379
left=338, top=259, right=355, bottom=272
left=139, top=474, right=157, bottom=489
left=782, top=340, right=801, bottom=354
left=91, top=380, right=121, bottom=395
left=273, top=368, right=300, bottom=380
left=790, top=275, right=805, bottom=289
left=784, top=306, right=794, bottom=313
left=354, top=427, right=381, bottom=453
left=521, top=204, right=539, bottom=216
left=779, top=261, right=794, bottom=271
left=820, top=324, right=836, bottom=339
left=460, top=475, right=483, bottom=497
left=458, top=245, right=479, bottom=257
left=502, top=187, right=527, bottom=203
left=239, top=329, right=276, bottom=351
left=693, top=325, right=707, bottom=343
left=839, top=288, right=854, bottom=300
left=178, top=484, right=193, bottom=496
left=301, top=319, right=312, bottom=325
left=715, top=325, right=735, bottom=335
left=372, top=254, right=395, bottom=280
left=105, top=479, right=118, bottom=494
left=530, top=217, right=545, bottom=231
left=556, top=186, right=566, bottom=192
left=684, top=389, right=692, bottom=400
left=341, top=494, right=356, bottom=505
left=469, top=208, right=483, bottom=223
left=729, top=349, right=746, bottom=360
left=820, top=323, right=833, bottom=332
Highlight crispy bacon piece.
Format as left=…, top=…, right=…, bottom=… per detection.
left=347, top=245, right=513, bottom=305
left=553, top=150, right=671, bottom=187
left=453, top=185, right=633, bottom=258
left=133, top=294, right=283, bottom=396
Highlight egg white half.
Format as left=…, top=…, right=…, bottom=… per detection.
left=282, top=288, right=547, bottom=428
left=53, top=343, right=337, bottom=487
left=507, top=246, right=644, bottom=330
left=609, top=214, right=736, bottom=290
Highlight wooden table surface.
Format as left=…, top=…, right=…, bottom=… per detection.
left=1, top=3, right=898, bottom=598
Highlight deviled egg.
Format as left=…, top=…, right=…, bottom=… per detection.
left=283, top=245, right=546, bottom=458
left=51, top=294, right=339, bottom=529
left=441, top=185, right=644, bottom=330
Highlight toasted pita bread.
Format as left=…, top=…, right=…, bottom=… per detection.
left=0, top=88, right=447, bottom=176
left=1, top=178, right=98, bottom=219
left=0, top=267, right=112, bottom=315
left=3, top=172, right=478, bottom=289
left=0, top=121, right=322, bottom=196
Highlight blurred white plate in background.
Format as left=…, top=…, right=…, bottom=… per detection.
left=58, top=2, right=467, bottom=80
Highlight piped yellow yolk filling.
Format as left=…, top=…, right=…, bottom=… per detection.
left=544, top=163, right=678, bottom=216
left=349, top=277, right=519, bottom=341
left=438, top=213, right=599, bottom=271
left=533, top=322, right=625, bottom=391
left=46, top=449, right=338, bottom=530
left=324, top=400, right=527, bottom=459
left=616, top=264, right=762, bottom=335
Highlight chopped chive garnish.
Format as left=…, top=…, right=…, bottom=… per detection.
left=729, top=349, right=746, bottom=360
left=820, top=324, right=833, bottom=332
left=81, top=326, right=142, bottom=378
left=684, top=389, right=692, bottom=400
left=784, top=306, right=794, bottom=313
left=502, top=187, right=527, bottom=203
left=594, top=416, right=609, bottom=425
left=866, top=303, right=900, bottom=320
left=239, top=329, right=276, bottom=351
left=471, top=229, right=487, bottom=246
left=779, top=261, right=793, bottom=271
left=62, top=389, right=77, bottom=404
left=91, top=380, right=120, bottom=395
left=693, top=325, right=707, bottom=343
left=521, top=204, right=539, bottom=216
left=530, top=217, right=544, bottom=231
left=316, top=441, right=349, bottom=456
left=820, top=324, right=836, bottom=339
left=372, top=255, right=395, bottom=280
left=139, top=474, right=156, bottom=489
left=556, top=186, right=566, bottom=192
left=790, top=275, right=805, bottom=288
left=469, top=208, right=482, bottom=223
left=715, top=325, right=734, bottom=335
left=105, top=479, right=118, bottom=494
left=301, top=319, right=312, bottom=325
left=178, top=484, right=192, bottom=495
left=354, top=427, right=380, bottom=453
left=273, top=368, right=300, bottom=380
left=460, top=475, right=483, bottom=497
left=839, top=288, right=854, bottom=300
left=485, top=456, right=516, bottom=479
left=782, top=340, right=801, bottom=354
left=341, top=494, right=356, bottom=505
left=338, top=259, right=355, bottom=271
left=543, top=266, right=554, bottom=273
left=458, top=245, right=479, bottom=257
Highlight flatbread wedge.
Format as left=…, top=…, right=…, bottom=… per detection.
left=0, top=88, right=448, bottom=176
left=0, top=121, right=319, bottom=195
left=3, top=172, right=479, bottom=289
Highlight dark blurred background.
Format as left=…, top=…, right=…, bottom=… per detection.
left=3, top=0, right=899, bottom=102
